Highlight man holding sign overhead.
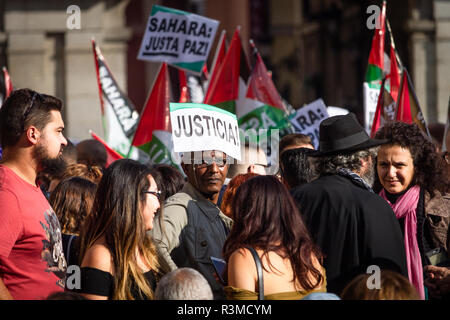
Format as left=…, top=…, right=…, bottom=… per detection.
left=150, top=103, right=238, bottom=300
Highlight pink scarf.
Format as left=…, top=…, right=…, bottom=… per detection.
left=380, top=185, right=424, bottom=299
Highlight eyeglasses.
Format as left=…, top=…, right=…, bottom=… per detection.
left=194, top=151, right=228, bottom=169
left=194, top=158, right=228, bottom=169
left=143, top=190, right=162, bottom=200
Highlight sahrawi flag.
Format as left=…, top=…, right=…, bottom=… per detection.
left=239, top=42, right=292, bottom=168
left=92, top=39, right=140, bottom=158
left=363, top=0, right=387, bottom=133
left=203, top=27, right=250, bottom=114
left=131, top=62, right=181, bottom=169
left=239, top=42, right=292, bottom=137
left=370, top=23, right=402, bottom=137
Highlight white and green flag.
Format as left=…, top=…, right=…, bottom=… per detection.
left=92, top=39, right=144, bottom=161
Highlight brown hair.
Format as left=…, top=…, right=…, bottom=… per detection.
left=340, top=270, right=420, bottom=300
left=0, top=88, right=62, bottom=148
left=374, top=121, right=448, bottom=196
left=222, top=175, right=323, bottom=291
left=61, top=163, right=103, bottom=184
left=279, top=133, right=313, bottom=156
left=220, top=173, right=258, bottom=219
left=49, top=177, right=97, bottom=235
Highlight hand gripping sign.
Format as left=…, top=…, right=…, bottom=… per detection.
left=138, top=5, right=219, bottom=74
left=170, top=103, right=241, bottom=161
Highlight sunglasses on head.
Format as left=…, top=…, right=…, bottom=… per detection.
left=22, top=92, right=43, bottom=131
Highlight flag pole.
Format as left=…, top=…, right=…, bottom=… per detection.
left=386, top=19, right=403, bottom=70
left=393, top=69, right=405, bottom=121
left=443, top=96, right=450, bottom=151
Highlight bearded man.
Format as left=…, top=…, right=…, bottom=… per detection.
left=0, top=89, right=68, bottom=299
left=291, top=113, right=407, bottom=296
left=150, top=150, right=232, bottom=300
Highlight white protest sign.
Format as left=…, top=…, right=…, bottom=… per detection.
left=363, top=82, right=380, bottom=134
left=289, top=98, right=329, bottom=149
left=138, top=5, right=219, bottom=73
left=170, top=103, right=241, bottom=160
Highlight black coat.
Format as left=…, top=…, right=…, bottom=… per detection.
left=291, top=174, right=408, bottom=295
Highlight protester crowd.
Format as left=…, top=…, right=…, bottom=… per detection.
left=0, top=88, right=449, bottom=301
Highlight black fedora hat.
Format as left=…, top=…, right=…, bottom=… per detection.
left=309, top=113, right=388, bottom=157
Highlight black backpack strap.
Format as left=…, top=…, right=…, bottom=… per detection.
left=245, top=246, right=264, bottom=300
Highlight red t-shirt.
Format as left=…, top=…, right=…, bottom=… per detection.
left=0, top=165, right=66, bottom=299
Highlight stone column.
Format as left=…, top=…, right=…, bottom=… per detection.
left=434, top=0, right=450, bottom=123
left=269, top=0, right=303, bottom=107
left=64, top=0, right=131, bottom=141
left=407, top=17, right=436, bottom=123
left=3, top=0, right=132, bottom=142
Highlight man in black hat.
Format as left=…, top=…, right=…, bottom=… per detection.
left=291, top=113, right=407, bottom=295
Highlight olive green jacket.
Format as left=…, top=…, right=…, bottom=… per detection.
left=149, top=182, right=233, bottom=299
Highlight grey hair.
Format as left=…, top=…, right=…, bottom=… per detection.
left=312, top=147, right=379, bottom=176
left=154, top=268, right=213, bottom=300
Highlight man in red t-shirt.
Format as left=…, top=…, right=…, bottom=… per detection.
left=0, top=89, right=68, bottom=299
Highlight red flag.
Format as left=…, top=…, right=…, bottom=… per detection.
left=203, top=27, right=250, bottom=113
left=90, top=130, right=123, bottom=167
left=177, top=69, right=189, bottom=103
left=202, top=63, right=209, bottom=80
left=396, top=71, right=412, bottom=123
left=395, top=69, right=430, bottom=136
left=246, top=43, right=285, bottom=112
left=207, top=30, right=227, bottom=89
left=389, top=45, right=400, bottom=102
left=370, top=78, right=387, bottom=137
left=2, top=67, right=13, bottom=99
left=132, top=62, right=171, bottom=149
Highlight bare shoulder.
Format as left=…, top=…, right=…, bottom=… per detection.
left=81, top=242, right=113, bottom=274
left=229, top=248, right=255, bottom=268
left=228, top=248, right=257, bottom=290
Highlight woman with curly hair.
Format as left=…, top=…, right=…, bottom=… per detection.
left=49, top=177, right=97, bottom=267
left=374, top=121, right=450, bottom=299
left=77, top=159, right=162, bottom=300
left=222, top=175, right=326, bottom=300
